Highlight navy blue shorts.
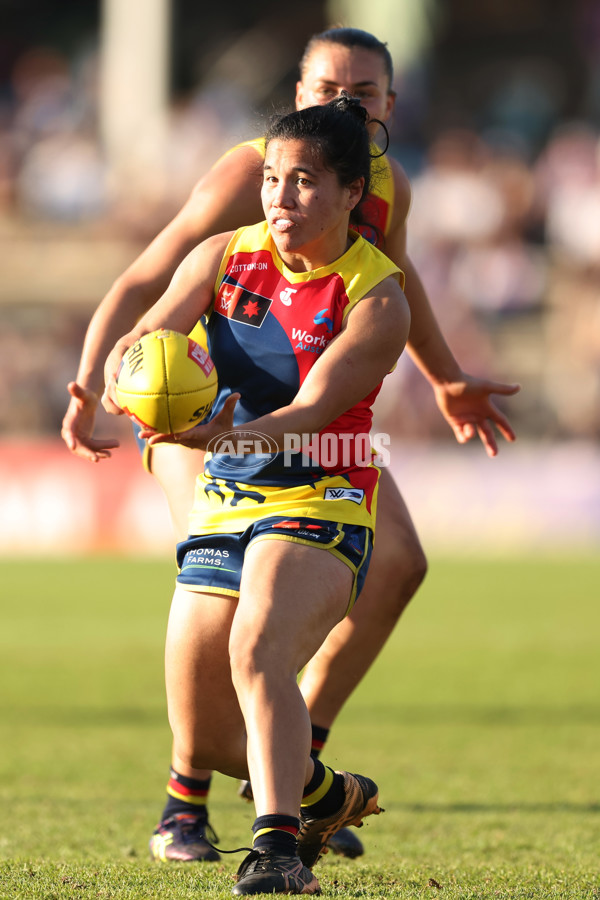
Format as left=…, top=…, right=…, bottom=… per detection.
left=176, top=516, right=373, bottom=614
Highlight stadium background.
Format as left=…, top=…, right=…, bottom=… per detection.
left=1, top=0, right=599, bottom=555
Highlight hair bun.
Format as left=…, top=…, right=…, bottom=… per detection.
left=332, top=92, right=389, bottom=156
left=334, top=92, right=368, bottom=124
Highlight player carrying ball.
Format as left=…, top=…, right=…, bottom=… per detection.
left=64, top=28, right=519, bottom=864
left=102, top=95, right=408, bottom=895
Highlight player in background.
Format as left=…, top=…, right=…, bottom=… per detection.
left=62, top=27, right=520, bottom=862
left=102, top=94, right=410, bottom=895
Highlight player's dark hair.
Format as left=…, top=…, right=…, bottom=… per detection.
left=300, top=27, right=394, bottom=90
left=265, top=93, right=389, bottom=230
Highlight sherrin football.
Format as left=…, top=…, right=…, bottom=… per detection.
left=115, top=329, right=218, bottom=434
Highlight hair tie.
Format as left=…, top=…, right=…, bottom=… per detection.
left=369, top=119, right=390, bottom=157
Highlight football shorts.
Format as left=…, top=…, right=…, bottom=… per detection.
left=176, top=515, right=373, bottom=614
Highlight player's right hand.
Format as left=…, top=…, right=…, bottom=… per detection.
left=61, top=381, right=120, bottom=462
left=142, top=392, right=240, bottom=451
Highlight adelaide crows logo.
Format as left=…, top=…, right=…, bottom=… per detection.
left=215, top=281, right=272, bottom=327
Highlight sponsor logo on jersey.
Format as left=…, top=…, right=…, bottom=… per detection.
left=230, top=261, right=268, bottom=273
left=324, top=487, right=365, bottom=504
left=313, top=308, right=334, bottom=332
left=292, top=327, right=330, bottom=354
left=279, top=287, right=297, bottom=306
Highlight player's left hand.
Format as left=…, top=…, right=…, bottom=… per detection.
left=141, top=393, right=240, bottom=450
left=62, top=381, right=121, bottom=461
left=433, top=373, right=521, bottom=458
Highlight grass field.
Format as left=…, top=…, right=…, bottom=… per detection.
left=0, top=554, right=598, bottom=899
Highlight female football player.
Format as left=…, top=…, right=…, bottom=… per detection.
left=102, top=96, right=409, bottom=894
left=63, top=28, right=519, bottom=863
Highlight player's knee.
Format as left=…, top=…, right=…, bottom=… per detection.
left=400, top=538, right=428, bottom=600
left=228, top=631, right=262, bottom=691
left=386, top=522, right=427, bottom=579
left=229, top=630, right=293, bottom=694
left=173, top=729, right=229, bottom=772
left=172, top=736, right=206, bottom=771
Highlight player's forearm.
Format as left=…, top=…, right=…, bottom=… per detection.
left=230, top=402, right=332, bottom=452
left=402, top=256, right=464, bottom=386
left=75, top=275, right=164, bottom=396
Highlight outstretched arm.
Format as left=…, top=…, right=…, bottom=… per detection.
left=62, top=143, right=264, bottom=461
left=386, top=160, right=520, bottom=456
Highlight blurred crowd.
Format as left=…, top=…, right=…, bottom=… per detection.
left=378, top=122, right=600, bottom=443
left=1, top=42, right=599, bottom=444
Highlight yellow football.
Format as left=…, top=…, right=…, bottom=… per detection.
left=115, top=328, right=218, bottom=434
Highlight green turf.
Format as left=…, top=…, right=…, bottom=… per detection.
left=0, top=555, right=598, bottom=898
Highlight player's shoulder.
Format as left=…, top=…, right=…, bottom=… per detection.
left=218, top=136, right=266, bottom=164
left=364, top=269, right=411, bottom=332
left=186, top=230, right=237, bottom=270
left=188, top=137, right=264, bottom=197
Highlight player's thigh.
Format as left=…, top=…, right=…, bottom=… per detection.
left=371, top=465, right=426, bottom=574
left=150, top=443, right=205, bottom=541
left=232, top=538, right=353, bottom=678
left=165, top=585, right=242, bottom=736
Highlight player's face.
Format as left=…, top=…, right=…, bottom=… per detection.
left=296, top=43, right=395, bottom=135
left=262, top=138, right=363, bottom=270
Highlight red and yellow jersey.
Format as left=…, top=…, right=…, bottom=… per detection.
left=188, top=221, right=401, bottom=536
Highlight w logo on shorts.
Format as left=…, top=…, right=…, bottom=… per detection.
left=324, top=487, right=365, bottom=504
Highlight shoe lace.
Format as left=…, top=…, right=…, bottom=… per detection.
left=174, top=814, right=220, bottom=846
left=157, top=813, right=251, bottom=859
left=237, top=849, right=288, bottom=877
left=174, top=814, right=255, bottom=858
left=236, top=849, right=263, bottom=876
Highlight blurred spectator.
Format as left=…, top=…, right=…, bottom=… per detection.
left=17, top=132, right=107, bottom=220
left=535, top=121, right=600, bottom=267
left=409, top=129, right=505, bottom=245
